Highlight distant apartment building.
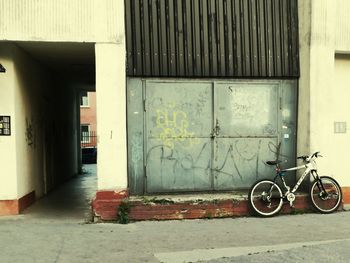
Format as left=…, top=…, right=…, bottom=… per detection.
left=80, top=91, right=97, bottom=148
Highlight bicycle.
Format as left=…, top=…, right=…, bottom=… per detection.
left=249, top=152, right=342, bottom=217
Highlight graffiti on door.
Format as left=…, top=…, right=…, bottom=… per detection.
left=155, top=103, right=199, bottom=149
left=146, top=140, right=282, bottom=187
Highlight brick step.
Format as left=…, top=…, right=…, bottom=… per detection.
left=92, top=191, right=320, bottom=221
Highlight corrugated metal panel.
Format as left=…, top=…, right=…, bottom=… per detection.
left=125, top=0, right=299, bottom=78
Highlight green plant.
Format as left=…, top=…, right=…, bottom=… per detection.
left=289, top=208, right=310, bottom=215
left=117, top=201, right=131, bottom=224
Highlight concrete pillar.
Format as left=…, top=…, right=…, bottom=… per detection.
left=95, top=43, right=127, bottom=191
left=297, top=0, right=311, bottom=159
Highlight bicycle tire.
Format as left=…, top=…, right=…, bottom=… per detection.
left=249, top=179, right=283, bottom=217
left=310, top=176, right=342, bottom=213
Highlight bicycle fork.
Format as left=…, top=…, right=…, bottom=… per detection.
left=311, top=170, right=333, bottom=199
left=311, top=170, right=326, bottom=193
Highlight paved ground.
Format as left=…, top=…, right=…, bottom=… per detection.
left=0, top=164, right=349, bottom=263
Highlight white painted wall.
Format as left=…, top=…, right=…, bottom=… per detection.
left=0, top=42, right=80, bottom=200
left=12, top=43, right=49, bottom=198
left=0, top=0, right=124, bottom=44
left=299, top=0, right=350, bottom=187
left=0, top=0, right=128, bottom=196
left=0, top=44, right=18, bottom=199
left=95, top=43, right=127, bottom=190
left=335, top=0, right=350, bottom=52
left=329, top=56, right=350, bottom=186
left=95, top=0, right=127, bottom=191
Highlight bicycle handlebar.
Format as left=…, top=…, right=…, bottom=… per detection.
left=311, top=151, right=323, bottom=158
left=297, top=152, right=323, bottom=161
left=297, top=155, right=308, bottom=160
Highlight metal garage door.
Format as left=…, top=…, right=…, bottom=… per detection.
left=145, top=82, right=213, bottom=192
left=143, top=80, right=295, bottom=193
left=213, top=83, right=278, bottom=190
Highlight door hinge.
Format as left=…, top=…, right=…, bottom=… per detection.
left=143, top=99, right=146, bottom=112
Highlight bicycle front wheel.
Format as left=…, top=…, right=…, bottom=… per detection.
left=310, top=176, right=342, bottom=213
left=249, top=179, right=283, bottom=217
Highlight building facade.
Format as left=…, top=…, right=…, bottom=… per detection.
left=0, top=0, right=126, bottom=215
left=80, top=91, right=97, bottom=148
left=125, top=0, right=299, bottom=195
left=0, top=0, right=350, bottom=217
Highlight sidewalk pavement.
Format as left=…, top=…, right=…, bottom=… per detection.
left=0, top=165, right=349, bottom=263
left=1, top=208, right=350, bottom=262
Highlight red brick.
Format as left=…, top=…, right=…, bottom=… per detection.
left=94, top=190, right=129, bottom=200
left=92, top=191, right=319, bottom=221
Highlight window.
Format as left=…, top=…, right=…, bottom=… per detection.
left=80, top=91, right=89, bottom=107
left=81, top=125, right=90, bottom=143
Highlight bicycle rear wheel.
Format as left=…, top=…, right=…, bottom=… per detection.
left=310, top=176, right=342, bottom=213
left=249, top=179, right=283, bottom=217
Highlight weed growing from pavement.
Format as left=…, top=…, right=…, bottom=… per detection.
left=117, top=201, right=131, bottom=224
left=204, top=212, right=213, bottom=219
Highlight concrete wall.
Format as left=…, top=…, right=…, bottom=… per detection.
left=12, top=42, right=51, bottom=198
left=330, top=56, right=350, bottom=186
left=0, top=0, right=128, bottom=201
left=95, top=43, right=127, bottom=191
left=297, top=0, right=311, bottom=161
left=0, top=0, right=123, bottom=43
left=335, top=0, right=350, bottom=52
left=0, top=45, right=18, bottom=200
left=0, top=42, right=79, bottom=202
left=300, top=0, right=350, bottom=190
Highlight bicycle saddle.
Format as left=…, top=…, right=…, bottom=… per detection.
left=266, top=160, right=282, bottom=166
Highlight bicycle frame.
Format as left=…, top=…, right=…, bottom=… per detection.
left=272, top=158, right=319, bottom=196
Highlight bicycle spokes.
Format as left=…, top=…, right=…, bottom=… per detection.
left=250, top=180, right=283, bottom=216
left=319, top=191, right=339, bottom=200
left=311, top=177, right=342, bottom=213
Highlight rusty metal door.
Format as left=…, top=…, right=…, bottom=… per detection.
left=145, top=81, right=213, bottom=192
left=213, top=83, right=280, bottom=190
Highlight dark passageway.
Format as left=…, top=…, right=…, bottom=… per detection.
left=23, top=164, right=97, bottom=222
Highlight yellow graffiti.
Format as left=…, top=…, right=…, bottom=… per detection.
left=156, top=107, right=199, bottom=149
